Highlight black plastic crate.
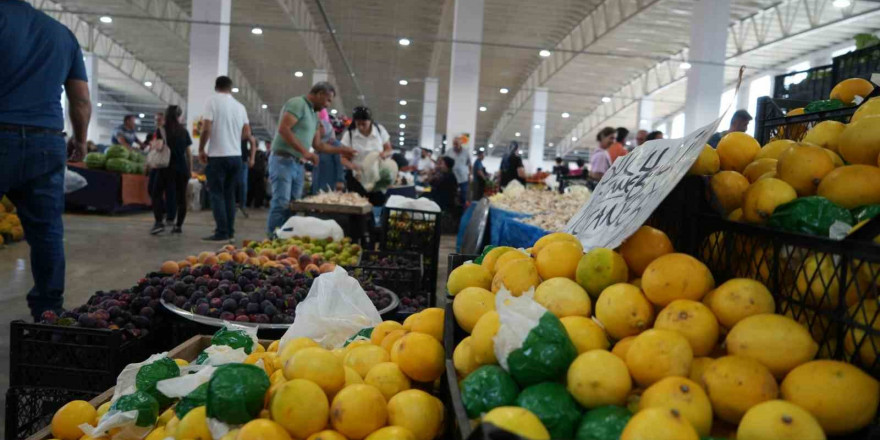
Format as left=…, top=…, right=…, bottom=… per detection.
left=773, top=65, right=834, bottom=101
left=5, top=386, right=100, bottom=440
left=380, top=207, right=442, bottom=292
left=753, top=96, right=857, bottom=145
left=9, top=320, right=163, bottom=392
left=353, top=250, right=423, bottom=297
left=833, top=45, right=880, bottom=85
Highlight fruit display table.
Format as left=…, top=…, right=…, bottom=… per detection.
left=65, top=163, right=151, bottom=213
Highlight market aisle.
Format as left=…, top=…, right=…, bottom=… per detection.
left=0, top=208, right=456, bottom=427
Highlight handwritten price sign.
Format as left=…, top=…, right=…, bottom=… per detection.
left=564, top=118, right=722, bottom=250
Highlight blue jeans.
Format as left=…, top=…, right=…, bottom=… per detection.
left=458, top=182, right=469, bottom=206
left=205, top=156, right=241, bottom=238
left=238, top=159, right=248, bottom=206
left=0, top=130, right=67, bottom=319
left=267, top=153, right=304, bottom=236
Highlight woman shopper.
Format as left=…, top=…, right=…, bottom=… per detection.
left=148, top=105, right=192, bottom=234
left=589, top=126, right=616, bottom=184
left=312, top=109, right=345, bottom=193
left=340, top=106, right=392, bottom=205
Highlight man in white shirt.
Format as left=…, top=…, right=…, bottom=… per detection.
left=198, top=76, right=254, bottom=242
left=445, top=136, right=471, bottom=206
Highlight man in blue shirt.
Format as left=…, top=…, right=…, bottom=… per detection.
left=111, top=115, right=143, bottom=149
left=707, top=110, right=752, bottom=148
left=0, top=0, right=92, bottom=320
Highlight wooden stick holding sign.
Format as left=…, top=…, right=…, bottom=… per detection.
left=565, top=66, right=747, bottom=250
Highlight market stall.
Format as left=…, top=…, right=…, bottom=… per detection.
left=65, top=163, right=151, bottom=213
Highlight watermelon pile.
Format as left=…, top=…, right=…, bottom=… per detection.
left=84, top=152, right=106, bottom=170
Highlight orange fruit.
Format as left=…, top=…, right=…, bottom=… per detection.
left=618, top=226, right=674, bottom=276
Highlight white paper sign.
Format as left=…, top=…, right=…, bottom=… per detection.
left=564, top=118, right=722, bottom=250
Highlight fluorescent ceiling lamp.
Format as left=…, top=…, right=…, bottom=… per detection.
left=294, top=71, right=304, bottom=77
left=399, top=79, right=408, bottom=85
left=97, top=102, right=103, bottom=107
left=539, top=49, right=551, bottom=57
left=399, top=115, right=407, bottom=120
left=679, top=62, right=692, bottom=70
left=479, top=106, right=487, bottom=112
left=99, top=16, right=112, bottom=23
left=399, top=100, right=407, bottom=105
left=534, top=124, right=541, bottom=129
left=261, top=104, right=268, bottom=109
left=832, top=0, right=851, bottom=7
left=561, top=112, right=570, bottom=118
left=138, top=113, right=145, bottom=118
left=330, top=109, right=338, bottom=115
left=499, top=88, right=509, bottom=94
left=601, top=96, right=611, bottom=103
left=251, top=27, right=263, bottom=35
left=398, top=38, right=411, bottom=46
left=232, top=87, right=240, bottom=93
left=571, top=136, right=578, bottom=141
left=143, top=81, right=153, bottom=87
left=488, top=143, right=494, bottom=148
left=399, top=123, right=406, bottom=129
left=515, top=132, right=521, bottom=137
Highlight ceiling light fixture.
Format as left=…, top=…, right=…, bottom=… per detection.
left=399, top=114, right=407, bottom=120
left=399, top=136, right=405, bottom=141
left=251, top=27, right=263, bottom=35
left=499, top=88, right=509, bottom=94
left=539, top=49, right=552, bottom=57
left=571, top=136, right=578, bottom=141
left=832, top=0, right=851, bottom=7
left=398, top=38, right=411, bottom=46
left=561, top=112, right=570, bottom=118
left=143, top=81, right=153, bottom=87
left=294, top=71, right=304, bottom=78
left=399, top=79, right=408, bottom=85
left=99, top=16, right=113, bottom=24
left=479, top=147, right=485, bottom=152
left=399, top=131, right=404, bottom=136
left=515, top=132, right=521, bottom=137
left=479, top=106, right=487, bottom=112
left=601, top=96, right=611, bottom=103
left=138, top=113, right=145, bottom=118
left=261, top=104, right=268, bottom=109
left=399, top=100, right=407, bottom=105
left=679, top=62, right=692, bottom=70
left=399, top=123, right=406, bottom=129
left=488, top=143, right=494, bottom=148
left=399, top=141, right=404, bottom=146
left=534, top=124, right=541, bottom=129
left=97, top=102, right=103, bottom=107
left=548, top=142, right=554, bottom=147
left=232, top=87, right=240, bottom=93
left=330, top=109, right=338, bottom=115
left=640, top=119, right=648, bottom=124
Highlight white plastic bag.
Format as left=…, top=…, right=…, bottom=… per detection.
left=275, top=216, right=344, bottom=241
left=280, top=266, right=382, bottom=349
left=385, top=195, right=442, bottom=213
left=492, top=287, right=543, bottom=371
left=64, top=167, right=87, bottom=194
left=156, top=365, right=216, bottom=399
left=187, top=178, right=202, bottom=212
left=197, top=345, right=249, bottom=366
left=110, top=352, right=171, bottom=404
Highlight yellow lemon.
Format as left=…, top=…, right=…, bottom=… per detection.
left=344, top=345, right=391, bottom=379
left=567, top=349, right=632, bottom=408
left=330, top=385, right=387, bottom=440
left=718, top=132, right=761, bottom=172
left=481, top=246, right=516, bottom=274
left=737, top=400, right=826, bottom=440
left=727, top=314, right=818, bottom=378
left=144, top=426, right=167, bottom=440
left=534, top=277, right=591, bottom=318
left=702, top=356, right=778, bottom=424
left=279, top=337, right=320, bottom=364
left=776, top=143, right=835, bottom=196
left=560, top=316, right=608, bottom=354
left=470, top=311, right=500, bottom=364
left=817, top=164, right=880, bottom=209
left=371, top=321, right=404, bottom=346
left=410, top=307, right=444, bottom=342
left=51, top=400, right=96, bottom=440
left=343, top=340, right=372, bottom=357
left=742, top=178, right=797, bottom=223
left=453, top=336, right=481, bottom=378
left=708, top=278, right=775, bottom=328
left=492, top=258, right=541, bottom=296
left=618, top=226, right=674, bottom=276
left=390, top=331, right=445, bottom=382
left=576, top=248, right=629, bottom=299
left=482, top=407, right=550, bottom=440
left=654, top=300, right=719, bottom=357
left=387, top=389, right=445, bottom=440
left=626, top=328, right=693, bottom=387
left=344, top=366, right=364, bottom=386
left=236, top=419, right=292, bottom=440
left=642, top=253, right=714, bottom=306
left=535, top=240, right=583, bottom=280
left=595, top=283, right=654, bottom=340
left=710, top=171, right=750, bottom=214
left=176, top=406, right=212, bottom=440
left=364, top=362, right=411, bottom=401
left=270, top=379, right=329, bottom=439
left=532, top=232, right=580, bottom=256
left=365, top=426, right=416, bottom=440
left=307, top=430, right=349, bottom=440
left=620, top=407, right=699, bottom=440
left=611, top=336, right=636, bottom=360
left=830, top=77, right=874, bottom=104
left=380, top=329, right=408, bottom=353
left=447, top=263, right=492, bottom=295
left=755, top=139, right=795, bottom=160
left=803, top=120, right=846, bottom=152
left=493, top=250, right=530, bottom=274
left=688, top=144, right=720, bottom=175
left=453, top=287, right=495, bottom=333
left=852, top=96, right=880, bottom=122
left=285, top=347, right=346, bottom=396
left=267, top=340, right=280, bottom=352
left=743, top=158, right=779, bottom=183
left=639, top=377, right=713, bottom=436
left=688, top=357, right=714, bottom=384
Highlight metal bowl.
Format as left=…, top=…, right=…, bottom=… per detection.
left=160, top=286, right=399, bottom=329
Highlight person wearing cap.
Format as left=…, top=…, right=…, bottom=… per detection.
left=707, top=110, right=753, bottom=148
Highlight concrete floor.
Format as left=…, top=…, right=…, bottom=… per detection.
left=0, top=207, right=457, bottom=429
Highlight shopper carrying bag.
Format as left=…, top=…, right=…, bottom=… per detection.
left=146, top=126, right=171, bottom=169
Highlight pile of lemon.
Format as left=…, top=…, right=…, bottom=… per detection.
left=446, top=230, right=880, bottom=439
left=49, top=310, right=448, bottom=440
left=695, top=78, right=880, bottom=225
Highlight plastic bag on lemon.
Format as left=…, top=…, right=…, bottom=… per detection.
left=280, top=266, right=382, bottom=349
left=493, top=287, right=577, bottom=387
left=275, top=216, right=344, bottom=241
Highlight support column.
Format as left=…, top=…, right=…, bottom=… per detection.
left=528, top=88, right=548, bottom=173
left=85, top=53, right=100, bottom=142
left=637, top=98, right=654, bottom=130
left=186, top=0, right=231, bottom=141
left=312, top=69, right=328, bottom=85
left=684, top=0, right=730, bottom=133
left=420, top=77, right=439, bottom=150
left=445, top=0, right=484, bottom=152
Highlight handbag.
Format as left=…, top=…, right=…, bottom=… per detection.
left=146, top=127, right=171, bottom=169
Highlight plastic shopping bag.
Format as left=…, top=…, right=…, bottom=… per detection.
left=280, top=266, right=382, bottom=349
left=187, top=178, right=202, bottom=212
left=275, top=216, right=344, bottom=241
left=64, top=167, right=87, bottom=193
left=385, top=194, right=442, bottom=213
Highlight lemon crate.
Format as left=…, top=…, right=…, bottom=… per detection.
left=380, top=207, right=442, bottom=293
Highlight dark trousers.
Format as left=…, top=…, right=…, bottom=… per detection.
left=247, top=170, right=266, bottom=208
left=206, top=156, right=241, bottom=238
left=149, top=168, right=188, bottom=227
left=0, top=130, right=66, bottom=319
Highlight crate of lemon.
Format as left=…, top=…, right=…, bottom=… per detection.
left=444, top=230, right=880, bottom=439
left=39, top=310, right=450, bottom=440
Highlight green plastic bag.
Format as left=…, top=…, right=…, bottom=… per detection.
left=805, top=99, right=845, bottom=113
left=575, top=405, right=632, bottom=440
left=175, top=383, right=208, bottom=419
left=135, top=357, right=180, bottom=407
left=460, top=365, right=520, bottom=418
left=494, top=289, right=578, bottom=387
left=516, top=382, right=582, bottom=439
left=344, top=327, right=374, bottom=346
left=474, top=245, right=497, bottom=265
left=853, top=204, right=880, bottom=223
left=767, top=196, right=853, bottom=236
left=212, top=327, right=255, bottom=354
left=110, top=390, right=160, bottom=427
left=207, top=363, right=270, bottom=424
